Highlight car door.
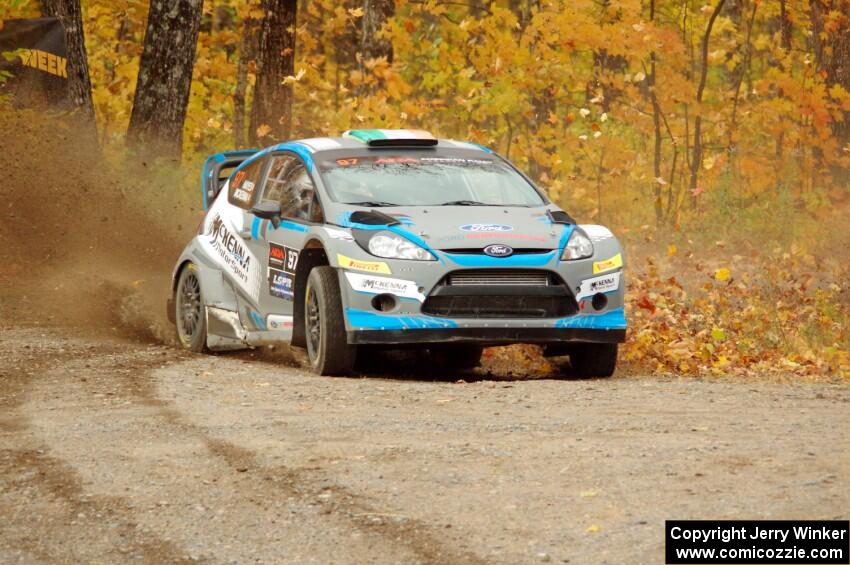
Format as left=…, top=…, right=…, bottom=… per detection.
left=245, top=152, right=324, bottom=333
left=200, top=156, right=268, bottom=320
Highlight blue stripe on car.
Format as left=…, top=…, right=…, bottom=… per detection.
left=345, top=308, right=458, bottom=330
left=269, top=141, right=315, bottom=171
left=336, top=211, right=443, bottom=264
left=443, top=251, right=557, bottom=267
left=555, top=224, right=576, bottom=264
left=554, top=308, right=626, bottom=330
left=250, top=311, right=267, bottom=330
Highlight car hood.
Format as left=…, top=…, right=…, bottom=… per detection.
left=351, top=205, right=567, bottom=250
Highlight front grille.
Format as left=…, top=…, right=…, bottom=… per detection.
left=422, top=295, right=573, bottom=318
left=447, top=269, right=551, bottom=287
left=422, top=270, right=578, bottom=319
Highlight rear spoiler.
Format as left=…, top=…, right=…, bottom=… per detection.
left=200, top=149, right=258, bottom=210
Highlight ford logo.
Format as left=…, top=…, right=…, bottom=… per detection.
left=483, top=244, right=514, bottom=257
left=459, top=224, right=514, bottom=232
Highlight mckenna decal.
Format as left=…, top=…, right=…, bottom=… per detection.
left=204, top=212, right=261, bottom=299
left=337, top=254, right=391, bottom=274
left=576, top=271, right=621, bottom=300
left=459, top=224, right=513, bottom=233
left=269, top=243, right=299, bottom=275
left=269, top=268, right=294, bottom=300
left=593, top=253, right=623, bottom=274
left=344, top=272, right=425, bottom=302
left=266, top=314, right=294, bottom=330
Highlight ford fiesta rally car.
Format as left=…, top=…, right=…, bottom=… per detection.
left=169, top=129, right=626, bottom=376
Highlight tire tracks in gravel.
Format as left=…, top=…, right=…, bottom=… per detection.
left=3, top=328, right=486, bottom=564
left=0, top=329, right=197, bottom=563
left=111, top=352, right=488, bottom=565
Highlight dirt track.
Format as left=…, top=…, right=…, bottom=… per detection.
left=1, top=114, right=848, bottom=564
left=1, top=325, right=848, bottom=564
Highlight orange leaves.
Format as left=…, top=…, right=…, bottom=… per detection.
left=623, top=251, right=850, bottom=379
left=635, top=293, right=657, bottom=313
left=255, top=124, right=272, bottom=139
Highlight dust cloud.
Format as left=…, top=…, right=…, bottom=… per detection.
left=0, top=111, right=197, bottom=344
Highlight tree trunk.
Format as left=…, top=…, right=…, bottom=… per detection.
left=779, top=0, right=792, bottom=50
left=360, top=0, right=395, bottom=63
left=811, top=0, right=850, bottom=150
left=688, top=0, right=726, bottom=205
left=728, top=1, right=758, bottom=150
left=234, top=20, right=258, bottom=149
left=249, top=0, right=296, bottom=146
left=508, top=0, right=534, bottom=30
left=41, top=0, right=96, bottom=130
left=127, top=0, right=203, bottom=160
left=649, top=0, right=663, bottom=225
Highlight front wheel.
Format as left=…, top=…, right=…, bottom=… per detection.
left=569, top=343, right=618, bottom=378
left=305, top=267, right=356, bottom=375
left=175, top=263, right=207, bottom=352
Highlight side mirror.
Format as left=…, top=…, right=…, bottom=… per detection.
left=251, top=201, right=282, bottom=229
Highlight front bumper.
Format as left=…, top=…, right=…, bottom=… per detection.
left=344, top=306, right=627, bottom=346
left=349, top=326, right=625, bottom=346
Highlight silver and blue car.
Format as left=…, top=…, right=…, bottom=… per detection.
left=169, top=129, right=626, bottom=376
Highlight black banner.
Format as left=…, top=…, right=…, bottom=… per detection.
left=666, top=520, right=849, bottom=564
left=0, top=17, right=68, bottom=107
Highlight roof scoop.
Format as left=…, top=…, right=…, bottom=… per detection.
left=343, top=128, right=438, bottom=147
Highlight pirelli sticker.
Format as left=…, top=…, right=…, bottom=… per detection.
left=593, top=253, right=623, bottom=274
left=337, top=253, right=391, bottom=274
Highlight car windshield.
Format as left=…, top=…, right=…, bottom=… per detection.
left=317, top=155, right=545, bottom=207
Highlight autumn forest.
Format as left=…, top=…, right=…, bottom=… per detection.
left=2, top=0, right=848, bottom=377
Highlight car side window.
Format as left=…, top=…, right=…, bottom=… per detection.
left=262, top=154, right=322, bottom=222
left=228, top=158, right=265, bottom=209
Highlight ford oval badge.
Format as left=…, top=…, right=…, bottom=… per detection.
left=483, top=244, right=514, bottom=257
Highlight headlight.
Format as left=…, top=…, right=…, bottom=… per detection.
left=367, top=231, right=436, bottom=261
left=561, top=228, right=594, bottom=260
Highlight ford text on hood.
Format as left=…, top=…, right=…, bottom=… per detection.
left=170, top=129, right=627, bottom=376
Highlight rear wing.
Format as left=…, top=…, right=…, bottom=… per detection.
left=200, top=149, right=258, bottom=210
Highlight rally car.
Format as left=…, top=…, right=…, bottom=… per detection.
left=169, top=129, right=626, bottom=376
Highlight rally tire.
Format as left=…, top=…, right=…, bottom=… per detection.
left=569, top=343, right=618, bottom=378
left=175, top=263, right=207, bottom=353
left=305, top=267, right=356, bottom=376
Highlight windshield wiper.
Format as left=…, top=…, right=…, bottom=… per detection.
left=438, top=200, right=496, bottom=206
left=347, top=200, right=399, bottom=207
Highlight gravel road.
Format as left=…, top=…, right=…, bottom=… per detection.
left=1, top=326, right=848, bottom=564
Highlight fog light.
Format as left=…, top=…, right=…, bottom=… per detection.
left=591, top=293, right=608, bottom=311
left=371, top=293, right=397, bottom=312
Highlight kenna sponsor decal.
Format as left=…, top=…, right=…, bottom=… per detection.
left=208, top=214, right=251, bottom=284
left=202, top=211, right=261, bottom=300
left=459, top=223, right=514, bottom=233
left=344, top=272, right=425, bottom=302
left=576, top=271, right=621, bottom=300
